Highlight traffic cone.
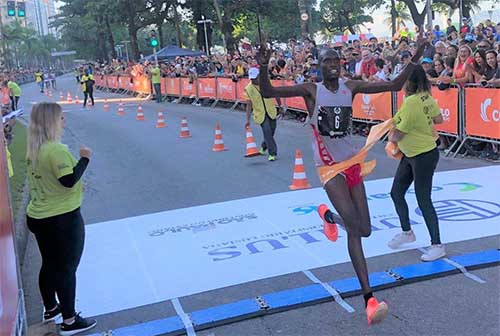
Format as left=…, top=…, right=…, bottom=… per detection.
left=103, top=99, right=110, bottom=112
left=59, top=91, right=64, bottom=100
left=117, top=100, right=125, bottom=116
left=136, top=104, right=145, bottom=121
left=66, top=92, right=72, bottom=103
left=156, top=111, right=166, bottom=128
left=75, top=95, right=80, bottom=104
left=179, top=117, right=191, bottom=138
left=212, top=123, right=226, bottom=152
left=289, top=149, right=311, bottom=190
left=244, top=126, right=260, bottom=157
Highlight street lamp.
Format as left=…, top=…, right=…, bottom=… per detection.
left=197, top=15, right=212, bottom=55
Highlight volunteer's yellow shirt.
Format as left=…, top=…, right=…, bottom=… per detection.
left=151, top=67, right=161, bottom=84
left=26, top=142, right=82, bottom=219
left=7, top=81, right=21, bottom=97
left=394, top=91, right=441, bottom=158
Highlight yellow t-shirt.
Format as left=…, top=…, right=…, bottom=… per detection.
left=35, top=72, right=42, bottom=83
left=394, top=91, right=441, bottom=158
left=26, top=142, right=82, bottom=219
left=151, top=67, right=161, bottom=84
left=244, top=83, right=277, bottom=124
left=7, top=81, right=21, bottom=97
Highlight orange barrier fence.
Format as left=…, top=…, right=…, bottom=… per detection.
left=95, top=75, right=500, bottom=145
left=353, top=92, right=392, bottom=121
left=0, top=126, right=20, bottom=335
left=463, top=87, right=499, bottom=140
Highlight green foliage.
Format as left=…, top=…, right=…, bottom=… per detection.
left=8, top=123, right=27, bottom=218
left=320, top=0, right=384, bottom=34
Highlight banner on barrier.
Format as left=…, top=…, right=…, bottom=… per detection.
left=0, top=127, right=19, bottom=335
left=165, top=78, right=181, bottom=96
left=181, top=78, right=196, bottom=97
left=216, top=77, right=236, bottom=101
left=197, top=78, right=217, bottom=99
left=432, top=87, right=459, bottom=135
left=465, top=88, right=500, bottom=139
left=353, top=92, right=392, bottom=121
left=282, top=81, right=307, bottom=111
left=236, top=78, right=251, bottom=102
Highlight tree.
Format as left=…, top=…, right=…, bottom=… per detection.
left=384, top=1, right=411, bottom=37
left=320, top=0, right=384, bottom=34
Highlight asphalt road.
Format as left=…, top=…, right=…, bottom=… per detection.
left=18, top=74, right=499, bottom=336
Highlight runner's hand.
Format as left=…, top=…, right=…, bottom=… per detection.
left=257, top=38, right=272, bottom=66
left=245, top=121, right=250, bottom=129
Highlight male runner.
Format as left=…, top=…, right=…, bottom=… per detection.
left=258, top=35, right=427, bottom=325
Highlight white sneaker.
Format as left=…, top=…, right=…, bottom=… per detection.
left=388, top=230, right=416, bottom=249
left=420, top=244, right=446, bottom=262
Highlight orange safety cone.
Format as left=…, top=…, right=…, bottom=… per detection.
left=75, top=95, right=80, bottom=104
left=59, top=91, right=64, bottom=100
left=289, top=149, right=311, bottom=190
left=244, top=126, right=260, bottom=157
left=117, top=100, right=125, bottom=116
left=136, top=104, right=145, bottom=121
left=156, top=111, right=166, bottom=128
left=179, top=117, right=191, bottom=138
left=103, top=99, right=110, bottom=112
left=66, top=92, right=72, bottom=103
left=212, top=123, right=227, bottom=152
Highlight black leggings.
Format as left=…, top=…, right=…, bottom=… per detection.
left=27, top=208, right=85, bottom=319
left=10, top=96, right=19, bottom=111
left=83, top=88, right=94, bottom=106
left=391, top=147, right=441, bottom=245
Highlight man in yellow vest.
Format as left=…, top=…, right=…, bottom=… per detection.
left=150, top=64, right=162, bottom=103
left=244, top=67, right=283, bottom=161
left=34, top=70, right=44, bottom=93
left=80, top=70, right=95, bottom=107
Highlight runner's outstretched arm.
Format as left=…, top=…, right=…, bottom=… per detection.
left=347, top=36, right=429, bottom=96
left=258, top=43, right=315, bottom=99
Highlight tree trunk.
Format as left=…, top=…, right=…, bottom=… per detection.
left=125, top=0, right=140, bottom=60
left=212, top=0, right=226, bottom=52
left=173, top=4, right=183, bottom=47
left=128, top=25, right=140, bottom=61
left=399, top=0, right=426, bottom=28
left=391, top=0, right=397, bottom=39
left=105, top=15, right=116, bottom=61
left=222, top=16, right=235, bottom=55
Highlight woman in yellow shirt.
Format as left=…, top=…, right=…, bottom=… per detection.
left=387, top=65, right=445, bottom=262
left=26, top=103, right=96, bottom=335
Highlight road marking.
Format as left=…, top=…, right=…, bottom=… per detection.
left=171, top=298, right=196, bottom=336
left=302, top=270, right=355, bottom=313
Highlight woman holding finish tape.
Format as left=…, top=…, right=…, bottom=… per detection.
left=387, top=65, right=445, bottom=262
left=26, top=102, right=96, bottom=335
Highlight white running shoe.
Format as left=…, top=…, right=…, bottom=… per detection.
left=420, top=244, right=446, bottom=262
left=388, top=230, right=416, bottom=249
